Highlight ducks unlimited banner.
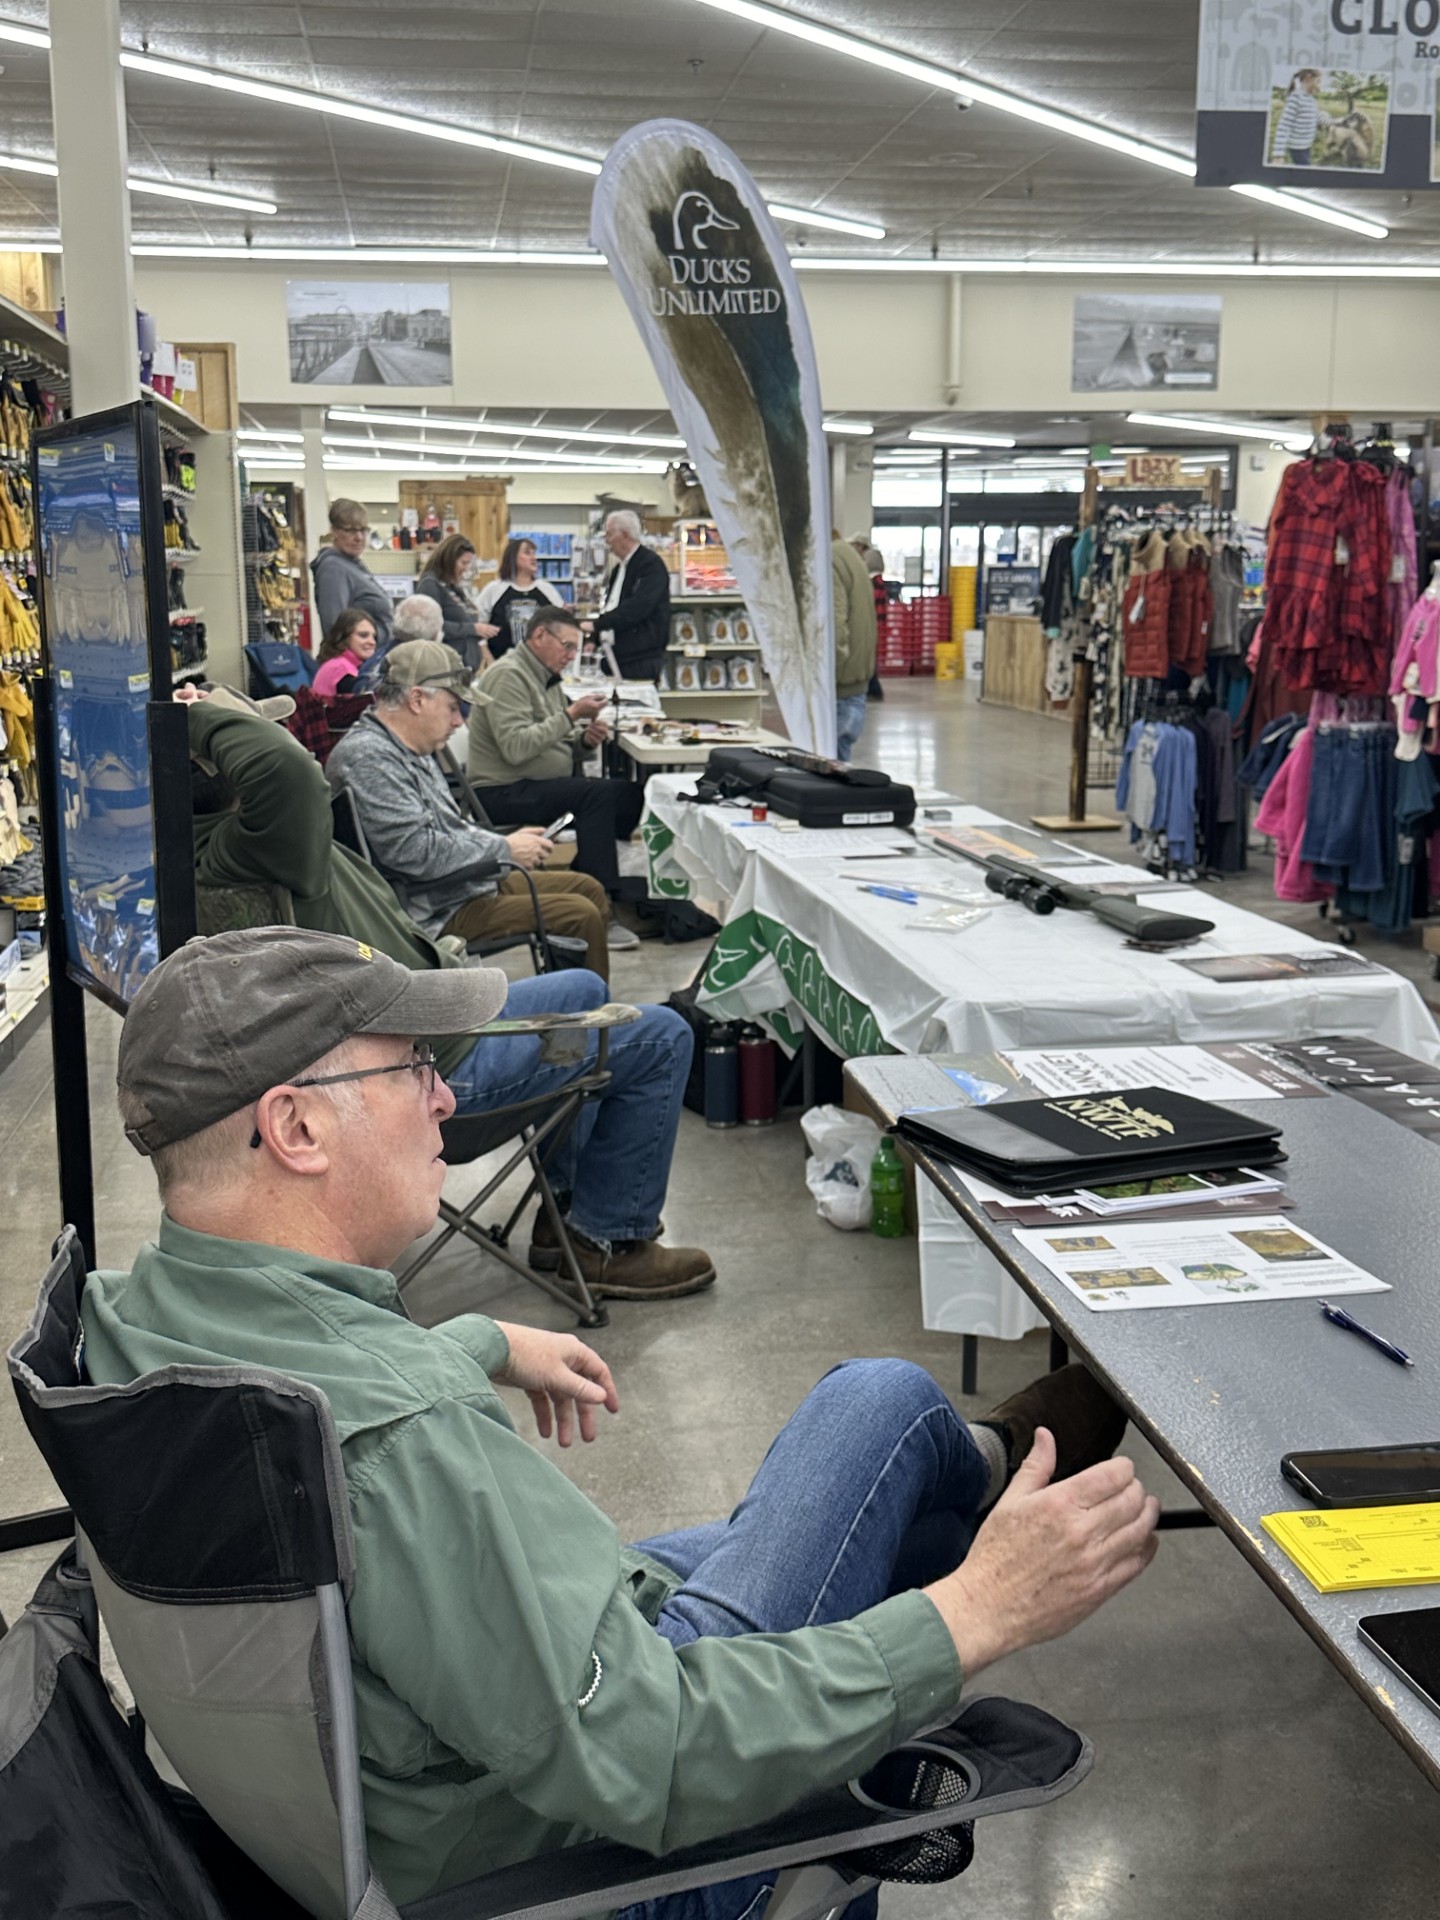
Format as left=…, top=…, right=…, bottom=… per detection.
left=592, top=121, right=836, bottom=755
left=1197, top=0, right=1439, bottom=189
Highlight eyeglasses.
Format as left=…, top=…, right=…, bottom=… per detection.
left=248, top=1044, right=438, bottom=1148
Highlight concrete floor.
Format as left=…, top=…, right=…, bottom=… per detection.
left=4, top=679, right=1440, bottom=1916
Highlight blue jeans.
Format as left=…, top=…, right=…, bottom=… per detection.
left=835, top=695, right=869, bottom=765
left=443, top=970, right=691, bottom=1246
left=616, top=1358, right=991, bottom=1920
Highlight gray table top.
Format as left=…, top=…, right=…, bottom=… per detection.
left=847, top=1051, right=1440, bottom=1792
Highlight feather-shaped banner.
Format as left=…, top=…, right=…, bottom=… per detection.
left=591, top=120, right=835, bottom=754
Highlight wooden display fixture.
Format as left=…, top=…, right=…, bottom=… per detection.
left=399, top=476, right=510, bottom=569
left=173, top=342, right=239, bottom=432
left=1032, top=464, right=1120, bottom=834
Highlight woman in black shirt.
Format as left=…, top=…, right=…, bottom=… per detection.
left=472, top=536, right=565, bottom=658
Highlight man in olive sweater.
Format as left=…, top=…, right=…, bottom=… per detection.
left=832, top=532, right=879, bottom=764
left=467, top=605, right=646, bottom=897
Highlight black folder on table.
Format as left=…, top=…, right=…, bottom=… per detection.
left=893, top=1086, right=1284, bottom=1197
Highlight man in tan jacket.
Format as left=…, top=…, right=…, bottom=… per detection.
left=832, top=531, right=879, bottom=763
left=467, top=606, right=646, bottom=907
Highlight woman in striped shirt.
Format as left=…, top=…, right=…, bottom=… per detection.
left=1272, top=70, right=1332, bottom=166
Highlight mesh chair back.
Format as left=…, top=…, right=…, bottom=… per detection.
left=7, top=1230, right=389, bottom=1920
left=247, top=640, right=318, bottom=699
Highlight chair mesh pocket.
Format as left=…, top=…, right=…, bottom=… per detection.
left=843, top=1734, right=977, bottom=1885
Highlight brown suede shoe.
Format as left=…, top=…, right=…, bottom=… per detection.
left=529, top=1208, right=666, bottom=1273
left=560, top=1233, right=716, bottom=1301
left=983, top=1364, right=1127, bottom=1482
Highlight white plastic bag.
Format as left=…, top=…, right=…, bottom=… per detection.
left=802, top=1104, right=882, bottom=1232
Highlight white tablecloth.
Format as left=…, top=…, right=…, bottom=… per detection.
left=642, top=784, right=1440, bottom=1336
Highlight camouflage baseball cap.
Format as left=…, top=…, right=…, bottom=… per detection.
left=118, top=926, right=508, bottom=1154
left=380, top=639, right=472, bottom=696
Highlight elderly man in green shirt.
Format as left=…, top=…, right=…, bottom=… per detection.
left=83, top=927, right=1159, bottom=1914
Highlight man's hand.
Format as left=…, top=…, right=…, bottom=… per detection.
left=492, top=1322, right=619, bottom=1447
left=476, top=621, right=501, bottom=640
left=583, top=718, right=611, bottom=746
left=924, top=1428, right=1159, bottom=1677
left=505, top=828, right=554, bottom=870
left=567, top=691, right=608, bottom=723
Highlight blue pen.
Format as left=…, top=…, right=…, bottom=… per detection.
left=861, top=884, right=920, bottom=905
left=1319, top=1300, right=1414, bottom=1368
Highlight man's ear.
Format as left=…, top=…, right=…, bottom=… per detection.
left=252, top=1087, right=334, bottom=1178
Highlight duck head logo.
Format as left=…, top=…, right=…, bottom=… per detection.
left=671, top=190, right=740, bottom=253
left=654, top=182, right=781, bottom=316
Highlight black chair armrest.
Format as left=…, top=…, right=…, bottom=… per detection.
left=400, top=1696, right=1090, bottom=1920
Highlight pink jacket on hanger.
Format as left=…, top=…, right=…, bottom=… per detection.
left=1253, top=726, right=1333, bottom=904
left=1389, top=593, right=1440, bottom=752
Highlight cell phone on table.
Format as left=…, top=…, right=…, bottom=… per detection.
left=1358, top=1608, right=1440, bottom=1718
left=1281, top=1444, right=1440, bottom=1508
left=543, top=812, right=575, bottom=838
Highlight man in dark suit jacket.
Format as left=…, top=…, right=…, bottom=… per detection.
left=588, top=510, right=671, bottom=681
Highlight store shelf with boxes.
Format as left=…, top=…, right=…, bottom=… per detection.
left=660, top=517, right=765, bottom=725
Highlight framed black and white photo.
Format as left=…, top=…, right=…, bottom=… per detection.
left=286, top=280, right=452, bottom=386
left=1071, top=293, right=1222, bottom=395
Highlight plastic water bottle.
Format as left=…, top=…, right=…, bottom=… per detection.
left=870, top=1137, right=905, bottom=1238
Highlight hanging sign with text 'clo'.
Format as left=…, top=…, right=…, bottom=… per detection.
left=1196, top=0, right=1440, bottom=189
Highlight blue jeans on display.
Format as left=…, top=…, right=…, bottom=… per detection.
left=615, top=1358, right=992, bottom=1920
left=836, top=695, right=869, bottom=765
left=442, top=970, right=690, bottom=1247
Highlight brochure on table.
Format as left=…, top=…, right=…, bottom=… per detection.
left=1261, top=1506, right=1440, bottom=1596
left=1014, top=1216, right=1387, bottom=1314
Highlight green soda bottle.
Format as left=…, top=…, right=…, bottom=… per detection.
left=870, top=1137, right=906, bottom=1238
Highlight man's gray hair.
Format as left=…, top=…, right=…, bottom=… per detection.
left=605, top=509, right=643, bottom=541
left=117, top=1038, right=369, bottom=1200
left=393, top=594, right=444, bottom=643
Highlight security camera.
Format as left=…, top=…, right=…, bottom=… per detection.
left=954, top=95, right=973, bottom=112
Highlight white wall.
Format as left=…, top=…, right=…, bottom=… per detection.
left=135, top=261, right=1440, bottom=415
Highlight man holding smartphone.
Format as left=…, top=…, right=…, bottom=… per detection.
left=467, top=607, right=646, bottom=929
left=326, top=640, right=615, bottom=976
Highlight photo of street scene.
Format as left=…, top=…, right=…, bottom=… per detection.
left=286, top=281, right=452, bottom=385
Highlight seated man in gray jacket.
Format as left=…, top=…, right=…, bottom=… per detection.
left=326, top=637, right=614, bottom=978
left=467, top=606, right=646, bottom=899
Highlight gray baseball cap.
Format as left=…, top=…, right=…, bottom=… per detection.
left=118, top=926, right=508, bottom=1155
left=380, top=639, right=473, bottom=696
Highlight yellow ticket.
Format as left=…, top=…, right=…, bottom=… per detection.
left=1261, top=1503, right=1440, bottom=1594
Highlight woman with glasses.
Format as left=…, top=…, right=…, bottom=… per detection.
left=471, top=535, right=566, bottom=661
left=416, top=531, right=500, bottom=675
left=310, top=498, right=393, bottom=655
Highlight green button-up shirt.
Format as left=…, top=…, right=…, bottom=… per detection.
left=82, top=1218, right=962, bottom=1905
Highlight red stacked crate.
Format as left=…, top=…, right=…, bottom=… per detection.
left=875, top=600, right=911, bottom=676
left=910, top=595, right=951, bottom=676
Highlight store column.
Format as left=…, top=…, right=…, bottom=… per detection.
left=49, top=0, right=137, bottom=412
left=301, top=407, right=329, bottom=637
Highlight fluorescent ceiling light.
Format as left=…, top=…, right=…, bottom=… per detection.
left=1229, top=182, right=1387, bottom=241
left=131, top=243, right=606, bottom=266
left=908, top=428, right=1016, bottom=448
left=237, top=427, right=304, bottom=444
left=0, top=20, right=49, bottom=48
left=117, top=47, right=604, bottom=177
left=768, top=202, right=884, bottom=240
left=1127, top=410, right=1311, bottom=451
left=688, top=0, right=1194, bottom=177
left=795, top=256, right=1438, bottom=280
left=0, top=149, right=276, bottom=214
left=688, top=1, right=1380, bottom=239
left=322, top=432, right=665, bottom=471
left=326, top=406, right=684, bottom=448
left=822, top=418, right=873, bottom=436
left=318, top=456, right=663, bottom=478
